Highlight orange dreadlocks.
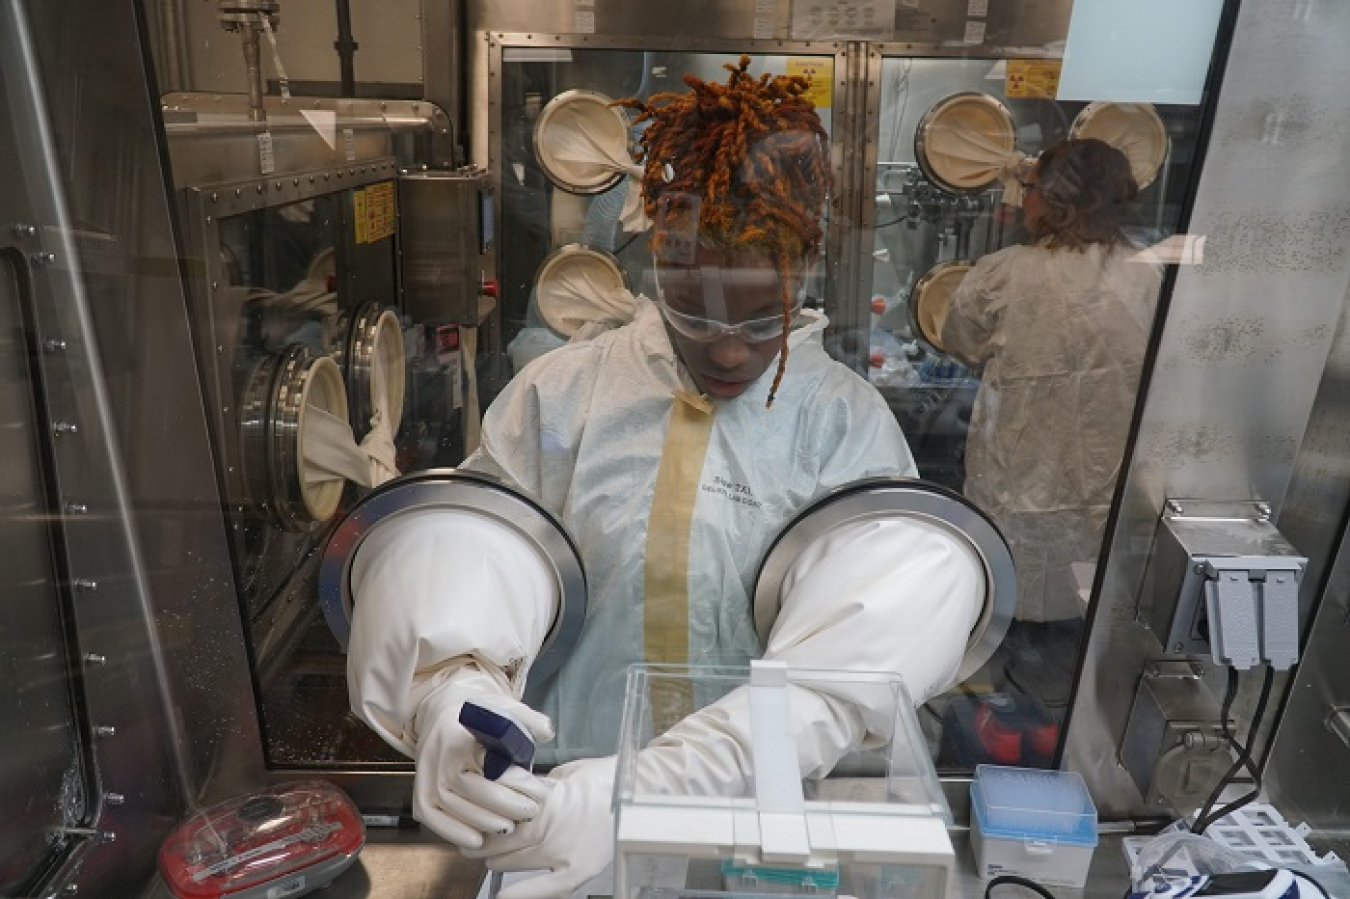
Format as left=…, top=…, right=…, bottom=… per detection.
left=616, top=55, right=832, bottom=407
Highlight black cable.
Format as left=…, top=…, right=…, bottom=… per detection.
left=1191, top=667, right=1242, bottom=830
left=984, top=874, right=1058, bottom=899
left=1197, top=666, right=1275, bottom=834
left=1192, top=665, right=1277, bottom=835
left=1292, top=870, right=1331, bottom=899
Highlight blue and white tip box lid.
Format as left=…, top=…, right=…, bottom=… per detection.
left=971, top=764, right=1098, bottom=847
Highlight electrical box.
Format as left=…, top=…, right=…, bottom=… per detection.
left=398, top=167, right=494, bottom=325
left=1120, top=661, right=1234, bottom=814
left=1141, top=500, right=1306, bottom=670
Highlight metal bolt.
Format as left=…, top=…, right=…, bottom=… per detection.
left=83, top=653, right=107, bottom=665
left=63, top=885, right=77, bottom=895
left=31, top=251, right=56, bottom=266
left=1190, top=663, right=1206, bottom=677
left=1174, top=643, right=1185, bottom=652
left=1256, top=502, right=1271, bottom=517
left=12, top=223, right=38, bottom=238
left=104, top=792, right=125, bottom=806
left=1167, top=500, right=1184, bottom=514
left=52, top=421, right=78, bottom=437
left=93, top=725, right=116, bottom=738
left=74, top=579, right=98, bottom=591
left=43, top=338, right=67, bottom=353
left=63, top=502, right=89, bottom=515
left=235, top=188, right=243, bottom=198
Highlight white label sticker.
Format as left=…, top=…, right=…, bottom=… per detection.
left=574, top=10, right=595, bottom=32
left=448, top=353, right=463, bottom=410
left=963, top=19, right=986, bottom=43
left=257, top=132, right=275, bottom=175
left=790, top=0, right=896, bottom=40
left=754, top=0, right=776, bottom=38
left=342, top=127, right=356, bottom=162
left=967, top=0, right=988, bottom=16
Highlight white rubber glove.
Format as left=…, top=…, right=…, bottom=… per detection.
left=462, top=755, right=618, bottom=899
left=411, top=667, right=556, bottom=849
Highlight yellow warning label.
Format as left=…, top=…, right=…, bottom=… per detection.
left=787, top=57, right=834, bottom=109
left=357, top=181, right=396, bottom=244
left=353, top=188, right=368, bottom=244
left=1005, top=59, right=1062, bottom=99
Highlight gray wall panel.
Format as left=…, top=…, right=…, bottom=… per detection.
left=1066, top=0, right=1350, bottom=817
left=1264, top=272, right=1350, bottom=830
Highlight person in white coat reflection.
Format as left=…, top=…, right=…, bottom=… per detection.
left=941, top=138, right=1163, bottom=716
left=348, top=57, right=987, bottom=899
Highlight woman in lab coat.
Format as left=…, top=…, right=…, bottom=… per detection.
left=348, top=58, right=988, bottom=899
left=941, top=138, right=1163, bottom=709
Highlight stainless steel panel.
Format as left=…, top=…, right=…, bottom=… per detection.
left=138, top=826, right=1347, bottom=899
left=147, top=0, right=423, bottom=97
left=400, top=169, right=495, bottom=325
left=423, top=0, right=466, bottom=162
left=162, top=94, right=453, bottom=185
left=468, top=0, right=1071, bottom=48
left=469, top=0, right=774, bottom=41
left=1065, top=0, right=1350, bottom=818
left=1264, top=281, right=1350, bottom=829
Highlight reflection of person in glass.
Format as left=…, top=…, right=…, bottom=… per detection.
left=348, top=58, right=987, bottom=899
left=940, top=138, right=1162, bottom=712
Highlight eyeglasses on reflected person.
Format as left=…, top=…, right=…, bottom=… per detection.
left=655, top=296, right=803, bottom=344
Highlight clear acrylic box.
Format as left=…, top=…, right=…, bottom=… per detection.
left=613, top=663, right=955, bottom=899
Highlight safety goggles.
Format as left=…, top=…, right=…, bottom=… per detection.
left=656, top=297, right=801, bottom=343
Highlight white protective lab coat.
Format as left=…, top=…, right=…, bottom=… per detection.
left=349, top=296, right=986, bottom=771
left=941, top=242, right=1162, bottom=622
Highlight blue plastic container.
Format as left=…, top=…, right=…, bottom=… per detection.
left=970, top=765, right=1098, bottom=887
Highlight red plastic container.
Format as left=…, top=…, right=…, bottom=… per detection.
left=158, top=780, right=365, bottom=899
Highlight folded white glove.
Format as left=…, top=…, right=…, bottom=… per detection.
left=411, top=667, right=556, bottom=849
left=463, top=755, right=618, bottom=899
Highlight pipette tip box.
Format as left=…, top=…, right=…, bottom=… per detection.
left=970, top=764, right=1098, bottom=888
